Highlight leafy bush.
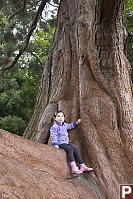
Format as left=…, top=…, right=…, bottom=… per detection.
left=0, top=2, right=56, bottom=136
left=0, top=116, right=27, bottom=136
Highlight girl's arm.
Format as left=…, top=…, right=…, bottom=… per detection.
left=50, top=126, right=59, bottom=147
left=66, top=119, right=82, bottom=130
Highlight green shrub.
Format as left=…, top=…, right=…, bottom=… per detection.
left=0, top=116, right=27, bottom=136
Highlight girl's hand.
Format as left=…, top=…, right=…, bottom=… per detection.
left=54, top=145, right=59, bottom=149
left=77, top=119, right=82, bottom=124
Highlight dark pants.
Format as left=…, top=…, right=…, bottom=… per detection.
left=59, top=143, right=83, bottom=164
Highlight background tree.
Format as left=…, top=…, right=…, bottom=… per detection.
left=24, top=0, right=133, bottom=198
left=0, top=0, right=58, bottom=135
left=124, top=0, right=133, bottom=79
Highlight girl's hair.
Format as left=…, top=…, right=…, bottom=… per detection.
left=50, top=110, right=65, bottom=124
left=54, top=110, right=65, bottom=117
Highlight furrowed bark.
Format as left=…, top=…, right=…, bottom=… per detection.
left=24, top=0, right=133, bottom=198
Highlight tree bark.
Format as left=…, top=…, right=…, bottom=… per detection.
left=24, top=0, right=133, bottom=198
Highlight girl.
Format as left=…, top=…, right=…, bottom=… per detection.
left=50, top=110, right=93, bottom=175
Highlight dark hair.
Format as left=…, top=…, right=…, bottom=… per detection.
left=50, top=110, right=66, bottom=124
left=54, top=110, right=65, bottom=117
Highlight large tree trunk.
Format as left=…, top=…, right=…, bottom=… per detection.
left=24, top=0, right=133, bottom=198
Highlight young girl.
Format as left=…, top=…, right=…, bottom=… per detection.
left=50, top=110, right=93, bottom=175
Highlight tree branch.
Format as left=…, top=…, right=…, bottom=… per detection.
left=9, top=8, right=24, bottom=21
left=27, top=49, right=43, bottom=67
left=48, top=2, right=59, bottom=8
left=9, top=0, right=27, bottom=21
left=3, top=0, right=48, bottom=71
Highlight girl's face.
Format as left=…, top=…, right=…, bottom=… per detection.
left=55, top=112, right=65, bottom=124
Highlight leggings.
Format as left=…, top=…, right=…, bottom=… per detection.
left=59, top=143, right=83, bottom=164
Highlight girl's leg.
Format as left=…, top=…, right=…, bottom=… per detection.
left=70, top=144, right=83, bottom=164
left=59, top=143, right=75, bottom=162
left=59, top=143, right=83, bottom=174
left=70, top=144, right=93, bottom=172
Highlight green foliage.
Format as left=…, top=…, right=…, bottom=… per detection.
left=0, top=27, right=54, bottom=136
left=124, top=0, right=133, bottom=80
left=0, top=116, right=26, bottom=136
left=0, top=0, right=58, bottom=70
left=0, top=67, right=38, bottom=136
left=0, top=0, right=57, bottom=136
left=124, top=0, right=133, bottom=32
left=0, top=62, right=40, bottom=135
left=30, top=26, right=55, bottom=63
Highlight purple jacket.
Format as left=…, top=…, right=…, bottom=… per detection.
left=50, top=121, right=78, bottom=146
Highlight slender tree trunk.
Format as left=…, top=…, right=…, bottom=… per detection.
left=24, top=0, right=133, bottom=198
